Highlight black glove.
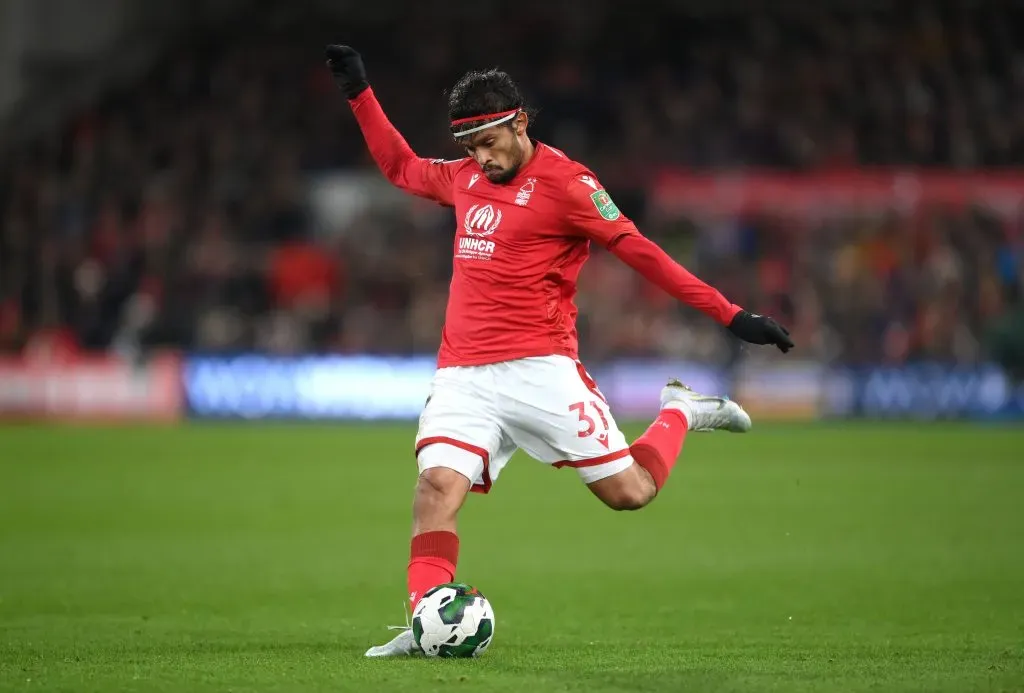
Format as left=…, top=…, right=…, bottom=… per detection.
left=325, top=44, right=369, bottom=99
left=728, top=310, right=794, bottom=353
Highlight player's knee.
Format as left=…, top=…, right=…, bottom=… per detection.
left=416, top=468, right=461, bottom=502
left=414, top=467, right=469, bottom=518
left=588, top=464, right=657, bottom=511
left=599, top=482, right=656, bottom=511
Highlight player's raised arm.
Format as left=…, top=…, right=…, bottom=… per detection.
left=563, top=171, right=794, bottom=353
left=325, top=45, right=462, bottom=206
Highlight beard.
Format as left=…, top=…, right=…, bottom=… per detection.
left=485, top=165, right=519, bottom=184
left=483, top=139, right=523, bottom=184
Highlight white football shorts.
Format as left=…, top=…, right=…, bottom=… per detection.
left=415, top=354, right=633, bottom=492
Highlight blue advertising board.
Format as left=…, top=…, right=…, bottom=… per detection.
left=825, top=365, right=1024, bottom=421
left=183, top=355, right=436, bottom=420
left=182, top=355, right=1024, bottom=422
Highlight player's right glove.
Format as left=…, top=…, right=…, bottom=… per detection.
left=728, top=310, right=795, bottom=353
left=325, top=44, right=369, bottom=99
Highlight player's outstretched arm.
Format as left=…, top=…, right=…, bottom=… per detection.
left=562, top=171, right=793, bottom=353
left=325, top=45, right=460, bottom=206
left=609, top=233, right=794, bottom=352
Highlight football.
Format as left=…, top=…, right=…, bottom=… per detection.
left=412, top=582, right=495, bottom=658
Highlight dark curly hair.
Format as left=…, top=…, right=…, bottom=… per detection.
left=447, top=69, right=536, bottom=136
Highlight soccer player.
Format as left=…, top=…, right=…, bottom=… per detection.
left=325, top=45, right=794, bottom=657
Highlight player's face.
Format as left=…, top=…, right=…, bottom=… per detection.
left=460, top=117, right=527, bottom=184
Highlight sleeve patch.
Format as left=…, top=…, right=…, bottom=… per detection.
left=590, top=190, right=621, bottom=221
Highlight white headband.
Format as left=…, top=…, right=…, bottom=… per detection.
left=451, top=110, right=520, bottom=138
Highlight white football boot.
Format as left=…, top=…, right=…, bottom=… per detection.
left=364, top=606, right=421, bottom=658
left=364, top=627, right=419, bottom=658
left=660, top=378, right=752, bottom=433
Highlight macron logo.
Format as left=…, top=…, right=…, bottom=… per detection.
left=468, top=173, right=481, bottom=189
left=579, top=175, right=599, bottom=191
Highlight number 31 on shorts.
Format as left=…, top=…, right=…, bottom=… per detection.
left=570, top=400, right=611, bottom=448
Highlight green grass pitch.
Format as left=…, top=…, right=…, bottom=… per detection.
left=1, top=422, right=1023, bottom=692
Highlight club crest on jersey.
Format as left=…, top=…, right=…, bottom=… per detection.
left=590, top=190, right=620, bottom=221
left=515, top=178, right=536, bottom=206
left=463, top=204, right=502, bottom=237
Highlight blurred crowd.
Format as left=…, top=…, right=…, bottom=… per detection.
left=1, top=1, right=1023, bottom=367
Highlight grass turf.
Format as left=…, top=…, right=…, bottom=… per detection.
left=1, top=422, right=1022, bottom=692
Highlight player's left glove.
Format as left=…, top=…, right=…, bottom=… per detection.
left=325, top=44, right=369, bottom=99
left=728, top=310, right=794, bottom=353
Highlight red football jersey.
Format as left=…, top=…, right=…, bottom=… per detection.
left=398, top=144, right=638, bottom=367
left=349, top=89, right=739, bottom=368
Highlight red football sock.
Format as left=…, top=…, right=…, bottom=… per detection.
left=408, top=530, right=459, bottom=609
left=630, top=408, right=689, bottom=491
